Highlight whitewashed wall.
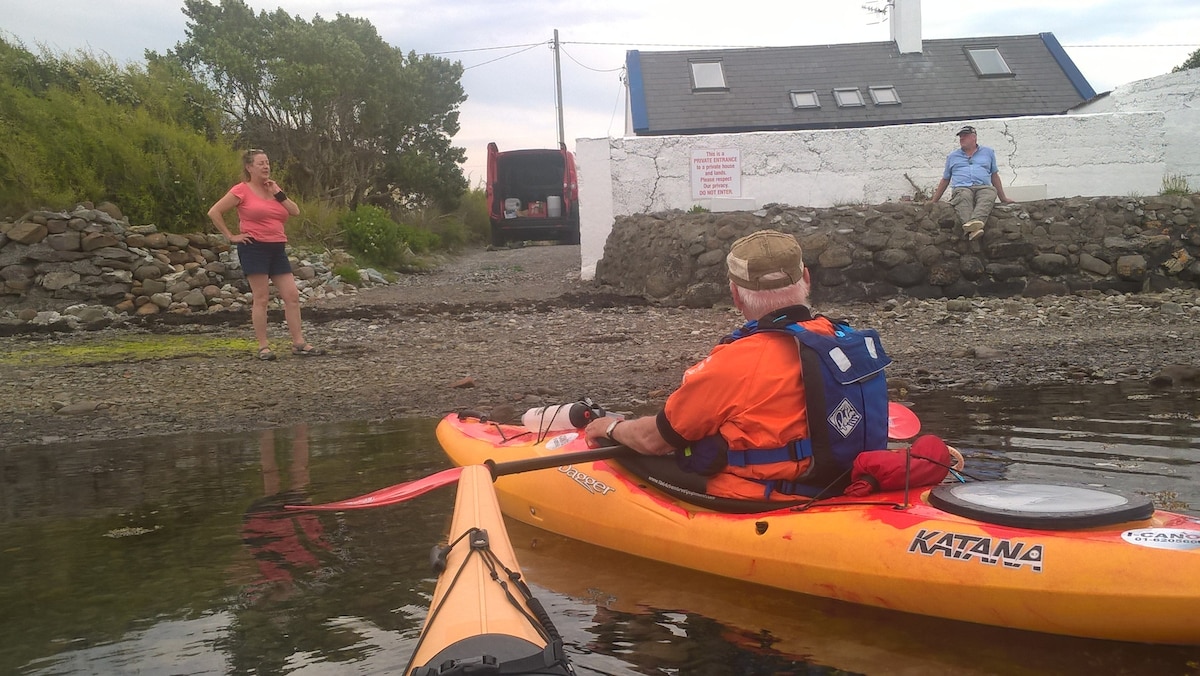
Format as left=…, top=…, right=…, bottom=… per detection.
left=577, top=111, right=1168, bottom=280
left=1070, top=68, right=1200, bottom=193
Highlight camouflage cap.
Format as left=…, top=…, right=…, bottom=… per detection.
left=726, top=229, right=805, bottom=291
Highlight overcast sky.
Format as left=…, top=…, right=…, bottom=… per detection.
left=4, top=0, right=1199, bottom=186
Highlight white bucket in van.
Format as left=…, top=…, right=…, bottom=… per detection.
left=547, top=195, right=563, bottom=218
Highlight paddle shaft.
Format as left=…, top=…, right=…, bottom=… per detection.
left=292, top=443, right=637, bottom=510
left=486, top=444, right=636, bottom=478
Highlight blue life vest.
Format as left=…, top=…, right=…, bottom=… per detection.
left=718, top=306, right=891, bottom=497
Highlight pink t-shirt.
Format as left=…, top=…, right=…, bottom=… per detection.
left=230, top=182, right=290, bottom=242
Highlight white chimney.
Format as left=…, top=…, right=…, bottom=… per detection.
left=890, top=0, right=923, bottom=54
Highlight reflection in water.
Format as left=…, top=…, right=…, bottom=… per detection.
left=238, top=424, right=334, bottom=604
left=583, top=604, right=857, bottom=675
left=223, top=424, right=349, bottom=674
left=2, top=385, right=1199, bottom=675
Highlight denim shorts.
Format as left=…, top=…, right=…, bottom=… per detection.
left=237, top=241, right=292, bottom=276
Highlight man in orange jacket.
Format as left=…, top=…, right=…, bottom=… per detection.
left=584, top=229, right=890, bottom=499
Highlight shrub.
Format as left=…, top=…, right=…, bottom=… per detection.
left=456, top=187, right=490, bottom=242
left=0, top=39, right=236, bottom=228
left=395, top=221, right=441, bottom=253
left=342, top=204, right=405, bottom=268
left=289, top=197, right=348, bottom=250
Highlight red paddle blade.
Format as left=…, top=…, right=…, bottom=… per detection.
left=887, top=402, right=921, bottom=440
left=287, top=466, right=465, bottom=511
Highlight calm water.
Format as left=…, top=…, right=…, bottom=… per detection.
left=1, top=382, right=1198, bottom=675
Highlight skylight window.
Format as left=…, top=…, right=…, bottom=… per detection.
left=790, top=90, right=820, bottom=109
left=966, top=47, right=1013, bottom=77
left=690, top=61, right=727, bottom=91
left=868, top=86, right=901, bottom=105
left=833, top=88, right=865, bottom=108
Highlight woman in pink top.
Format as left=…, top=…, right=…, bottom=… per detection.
left=208, top=149, right=324, bottom=360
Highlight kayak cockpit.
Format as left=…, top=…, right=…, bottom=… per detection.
left=411, top=636, right=573, bottom=675
left=614, top=454, right=1158, bottom=529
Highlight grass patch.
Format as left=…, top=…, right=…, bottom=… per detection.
left=1160, top=173, right=1192, bottom=196
left=332, top=264, right=362, bottom=285
left=0, top=335, right=257, bottom=367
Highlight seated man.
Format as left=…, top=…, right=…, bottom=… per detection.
left=584, top=230, right=892, bottom=500
left=927, top=125, right=1014, bottom=240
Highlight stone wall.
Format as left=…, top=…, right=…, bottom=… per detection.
left=595, top=194, right=1200, bottom=307
left=0, top=202, right=379, bottom=327
left=576, top=110, right=1175, bottom=280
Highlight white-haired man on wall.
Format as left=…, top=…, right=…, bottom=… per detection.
left=928, top=125, right=1015, bottom=240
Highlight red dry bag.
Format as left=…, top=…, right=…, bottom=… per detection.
left=843, top=435, right=952, bottom=497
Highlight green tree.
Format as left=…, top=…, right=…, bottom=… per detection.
left=1174, top=47, right=1200, bottom=73
left=164, top=0, right=468, bottom=210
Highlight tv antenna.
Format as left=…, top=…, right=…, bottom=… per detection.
left=862, top=0, right=892, bottom=25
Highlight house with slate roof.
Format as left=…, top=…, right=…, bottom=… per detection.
left=623, top=0, right=1096, bottom=136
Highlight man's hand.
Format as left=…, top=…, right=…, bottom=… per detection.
left=584, top=417, right=612, bottom=446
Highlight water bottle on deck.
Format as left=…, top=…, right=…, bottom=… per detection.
left=522, top=399, right=605, bottom=433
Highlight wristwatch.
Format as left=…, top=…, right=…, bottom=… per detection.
left=604, top=419, right=622, bottom=440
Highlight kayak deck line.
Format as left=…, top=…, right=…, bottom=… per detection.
left=437, top=414, right=1200, bottom=645
left=406, top=464, right=576, bottom=676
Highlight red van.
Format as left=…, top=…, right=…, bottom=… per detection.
left=486, top=142, right=580, bottom=246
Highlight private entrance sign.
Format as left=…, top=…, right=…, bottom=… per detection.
left=691, top=148, right=741, bottom=199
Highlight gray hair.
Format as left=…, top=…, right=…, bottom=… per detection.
left=731, top=279, right=811, bottom=320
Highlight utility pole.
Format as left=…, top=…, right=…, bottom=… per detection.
left=553, top=29, right=565, bottom=148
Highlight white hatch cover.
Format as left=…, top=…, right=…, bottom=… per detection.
left=929, top=482, right=1154, bottom=530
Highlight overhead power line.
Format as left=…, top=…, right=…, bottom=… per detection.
left=459, top=43, right=546, bottom=71
left=429, top=42, right=547, bottom=55
left=558, top=45, right=624, bottom=73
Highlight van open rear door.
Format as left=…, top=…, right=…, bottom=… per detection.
left=559, top=143, right=578, bottom=217
left=486, top=142, right=501, bottom=222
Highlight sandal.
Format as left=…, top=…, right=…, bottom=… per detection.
left=257, top=346, right=277, bottom=361
left=292, top=344, right=326, bottom=357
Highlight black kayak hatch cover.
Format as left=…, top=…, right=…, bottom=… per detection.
left=928, top=482, right=1154, bottom=530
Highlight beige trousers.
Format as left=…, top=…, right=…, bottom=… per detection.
left=949, top=185, right=997, bottom=224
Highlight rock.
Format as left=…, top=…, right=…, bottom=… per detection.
left=945, top=299, right=972, bottom=312
left=47, top=232, right=83, bottom=251
left=7, top=221, right=47, bottom=244
left=1115, top=255, right=1148, bottom=281
left=41, top=271, right=81, bottom=291
left=81, top=233, right=120, bottom=251
left=1149, top=365, right=1200, bottom=387
left=182, top=290, right=208, bottom=308
left=63, top=304, right=109, bottom=324
left=56, top=401, right=106, bottom=415
left=96, top=202, right=124, bottom=221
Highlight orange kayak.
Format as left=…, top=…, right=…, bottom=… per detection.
left=405, top=464, right=576, bottom=675
left=436, top=413, right=1200, bottom=645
